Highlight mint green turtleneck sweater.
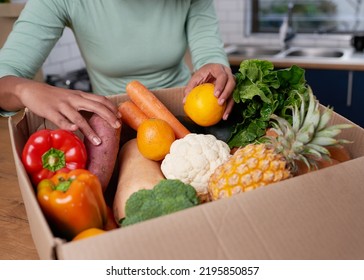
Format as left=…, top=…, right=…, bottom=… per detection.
left=0, top=0, right=228, bottom=95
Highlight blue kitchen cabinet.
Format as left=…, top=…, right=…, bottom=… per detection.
left=350, top=71, right=364, bottom=127
left=303, top=69, right=364, bottom=127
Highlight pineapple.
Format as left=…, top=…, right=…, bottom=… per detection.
left=208, top=87, right=353, bottom=200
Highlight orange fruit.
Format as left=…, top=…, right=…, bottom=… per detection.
left=72, top=228, right=105, bottom=241
left=137, top=118, right=176, bottom=161
left=184, top=83, right=226, bottom=127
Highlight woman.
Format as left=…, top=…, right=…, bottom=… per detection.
left=0, top=0, right=235, bottom=145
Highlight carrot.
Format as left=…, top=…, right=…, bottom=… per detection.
left=126, top=80, right=190, bottom=139
left=118, top=100, right=148, bottom=131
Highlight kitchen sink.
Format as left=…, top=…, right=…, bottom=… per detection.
left=226, top=46, right=282, bottom=57
left=226, top=44, right=353, bottom=61
left=284, top=47, right=345, bottom=58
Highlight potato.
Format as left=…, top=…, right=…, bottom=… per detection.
left=84, top=114, right=121, bottom=192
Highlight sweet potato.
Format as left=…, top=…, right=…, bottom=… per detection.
left=84, top=114, right=121, bottom=192
left=113, top=138, right=165, bottom=223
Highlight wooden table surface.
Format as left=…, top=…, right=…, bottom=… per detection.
left=0, top=116, right=39, bottom=260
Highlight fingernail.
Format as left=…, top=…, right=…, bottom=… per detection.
left=92, top=136, right=101, bottom=145
left=70, top=124, right=78, bottom=131
left=223, top=113, right=229, bottom=120
left=117, top=112, right=122, bottom=118
left=114, top=121, right=121, bottom=128
left=214, top=90, right=221, bottom=97
left=218, top=98, right=225, bottom=105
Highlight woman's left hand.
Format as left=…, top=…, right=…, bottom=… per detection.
left=184, top=63, right=236, bottom=120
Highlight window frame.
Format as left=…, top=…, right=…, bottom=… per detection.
left=244, top=0, right=352, bottom=46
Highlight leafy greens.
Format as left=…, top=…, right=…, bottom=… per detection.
left=227, top=59, right=309, bottom=148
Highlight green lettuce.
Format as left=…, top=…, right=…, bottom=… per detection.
left=228, top=59, right=308, bottom=148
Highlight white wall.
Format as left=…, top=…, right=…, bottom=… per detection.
left=42, top=28, right=85, bottom=76
left=42, top=0, right=245, bottom=77
left=214, top=0, right=246, bottom=44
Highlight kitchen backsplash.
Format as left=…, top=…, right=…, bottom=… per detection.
left=42, top=27, right=86, bottom=77
left=42, top=0, right=244, bottom=77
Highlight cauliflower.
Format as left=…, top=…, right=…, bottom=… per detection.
left=161, top=133, right=231, bottom=200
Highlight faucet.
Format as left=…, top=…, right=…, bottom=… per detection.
left=279, top=1, right=295, bottom=49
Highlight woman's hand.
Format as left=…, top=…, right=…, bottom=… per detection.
left=16, top=79, right=121, bottom=145
left=184, top=63, right=235, bottom=120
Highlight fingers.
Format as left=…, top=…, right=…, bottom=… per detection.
left=79, top=91, right=120, bottom=117
left=223, top=97, right=235, bottom=120
left=185, top=64, right=236, bottom=118
left=64, top=109, right=103, bottom=145
left=214, top=66, right=235, bottom=102
left=212, top=66, right=229, bottom=99
left=24, top=85, right=120, bottom=145
left=184, top=76, right=201, bottom=103
left=43, top=104, right=102, bottom=145
left=60, top=92, right=122, bottom=145
left=74, top=91, right=121, bottom=129
left=184, top=64, right=215, bottom=102
left=16, top=81, right=120, bottom=145
left=45, top=111, right=79, bottom=132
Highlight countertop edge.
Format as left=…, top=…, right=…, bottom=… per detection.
left=229, top=55, right=364, bottom=71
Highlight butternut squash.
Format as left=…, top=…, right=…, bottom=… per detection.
left=113, top=138, right=165, bottom=224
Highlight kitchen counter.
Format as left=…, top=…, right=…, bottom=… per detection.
left=0, top=3, right=43, bottom=82
left=0, top=3, right=25, bottom=46
left=228, top=47, right=364, bottom=71
left=0, top=115, right=39, bottom=260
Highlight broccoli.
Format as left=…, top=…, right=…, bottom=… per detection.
left=120, top=179, right=200, bottom=227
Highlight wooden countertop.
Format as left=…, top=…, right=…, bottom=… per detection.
left=0, top=3, right=25, bottom=17
left=0, top=116, right=39, bottom=260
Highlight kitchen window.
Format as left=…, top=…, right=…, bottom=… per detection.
left=251, top=0, right=364, bottom=35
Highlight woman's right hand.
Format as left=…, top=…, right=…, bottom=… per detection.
left=11, top=77, right=121, bottom=145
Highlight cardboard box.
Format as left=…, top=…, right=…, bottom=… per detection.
left=8, top=87, right=364, bottom=260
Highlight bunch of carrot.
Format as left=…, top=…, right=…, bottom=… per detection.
left=118, top=80, right=190, bottom=139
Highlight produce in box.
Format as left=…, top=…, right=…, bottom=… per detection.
left=208, top=87, right=353, bottom=200
left=36, top=169, right=108, bottom=240
left=121, top=179, right=199, bottom=227
left=228, top=59, right=309, bottom=148
left=84, top=113, right=121, bottom=192
left=21, top=129, right=87, bottom=186
left=161, top=133, right=231, bottom=202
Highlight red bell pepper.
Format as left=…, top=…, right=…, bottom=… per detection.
left=22, top=129, right=87, bottom=186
